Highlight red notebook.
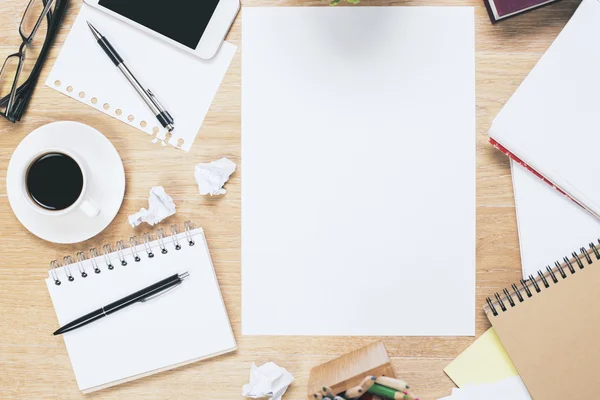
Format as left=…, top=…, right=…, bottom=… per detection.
left=484, top=0, right=560, bottom=22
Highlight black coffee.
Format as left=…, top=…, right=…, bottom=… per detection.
left=26, top=153, right=84, bottom=211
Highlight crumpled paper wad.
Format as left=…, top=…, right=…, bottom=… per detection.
left=128, top=186, right=176, bottom=227
left=194, top=157, right=236, bottom=196
left=242, top=362, right=294, bottom=400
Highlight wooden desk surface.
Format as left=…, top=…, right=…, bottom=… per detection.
left=0, top=0, right=581, bottom=398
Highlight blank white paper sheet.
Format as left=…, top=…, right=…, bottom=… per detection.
left=242, top=7, right=475, bottom=336
left=438, top=376, right=531, bottom=400
left=511, top=161, right=600, bottom=278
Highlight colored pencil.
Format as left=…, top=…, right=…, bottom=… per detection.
left=375, top=377, right=410, bottom=391
left=367, top=383, right=419, bottom=400
left=344, top=385, right=365, bottom=399
left=344, top=375, right=376, bottom=399
left=360, top=375, right=377, bottom=391
left=321, top=386, right=335, bottom=398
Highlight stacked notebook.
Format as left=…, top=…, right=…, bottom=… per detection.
left=483, top=1, right=600, bottom=398
left=484, top=245, right=600, bottom=399
left=493, top=0, right=600, bottom=280
left=490, top=0, right=600, bottom=219
left=511, top=161, right=600, bottom=278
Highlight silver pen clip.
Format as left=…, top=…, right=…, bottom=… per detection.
left=146, top=89, right=166, bottom=112
left=140, top=281, right=182, bottom=303
left=140, top=272, right=189, bottom=303
left=146, top=88, right=175, bottom=132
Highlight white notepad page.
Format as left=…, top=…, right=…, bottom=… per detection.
left=490, top=0, right=600, bottom=218
left=242, top=7, right=475, bottom=336
left=46, top=228, right=236, bottom=392
left=46, top=4, right=237, bottom=151
left=511, top=161, right=600, bottom=278
left=438, top=376, right=530, bottom=400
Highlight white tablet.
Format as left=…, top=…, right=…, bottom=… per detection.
left=83, top=0, right=239, bottom=60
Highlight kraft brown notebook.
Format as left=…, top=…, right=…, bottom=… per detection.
left=484, top=242, right=600, bottom=399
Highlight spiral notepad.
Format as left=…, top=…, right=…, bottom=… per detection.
left=46, top=223, right=236, bottom=393
left=484, top=240, right=600, bottom=399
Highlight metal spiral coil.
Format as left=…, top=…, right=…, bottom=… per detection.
left=184, top=221, right=195, bottom=246
left=156, top=228, right=168, bottom=254
left=63, top=256, right=75, bottom=281
left=486, top=241, right=600, bottom=316
left=49, top=222, right=196, bottom=286
left=171, top=225, right=181, bottom=250
left=116, top=241, right=127, bottom=266
left=50, top=260, right=62, bottom=285
left=89, top=248, right=102, bottom=274
left=142, top=233, right=154, bottom=258
left=76, top=252, right=88, bottom=277
left=103, top=244, right=114, bottom=270
left=130, top=236, right=141, bottom=262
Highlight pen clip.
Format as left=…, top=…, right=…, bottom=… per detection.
left=140, top=280, right=182, bottom=303
left=146, top=89, right=166, bottom=112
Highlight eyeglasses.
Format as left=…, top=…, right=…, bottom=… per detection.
left=0, top=0, right=67, bottom=123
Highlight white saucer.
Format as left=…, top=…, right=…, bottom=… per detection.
left=7, top=121, right=125, bottom=244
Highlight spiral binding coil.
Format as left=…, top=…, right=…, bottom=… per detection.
left=486, top=240, right=600, bottom=316
left=49, top=221, right=196, bottom=286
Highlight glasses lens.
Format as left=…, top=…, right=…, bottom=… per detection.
left=20, top=0, right=54, bottom=40
left=0, top=55, right=21, bottom=100
left=0, top=55, right=23, bottom=115
left=15, top=0, right=53, bottom=96
left=19, top=22, right=47, bottom=84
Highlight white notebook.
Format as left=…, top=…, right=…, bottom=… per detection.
left=46, top=224, right=236, bottom=393
left=511, top=161, right=600, bottom=278
left=489, top=0, right=600, bottom=219
left=242, top=7, right=475, bottom=336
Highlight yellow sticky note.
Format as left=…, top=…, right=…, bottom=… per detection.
left=444, top=327, right=518, bottom=387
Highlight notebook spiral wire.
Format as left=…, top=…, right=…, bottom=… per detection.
left=486, top=240, right=600, bottom=316
left=49, top=221, right=196, bottom=286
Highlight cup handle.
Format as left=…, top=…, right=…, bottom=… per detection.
left=79, top=199, right=101, bottom=217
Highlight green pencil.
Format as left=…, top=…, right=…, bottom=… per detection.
left=367, top=383, right=419, bottom=400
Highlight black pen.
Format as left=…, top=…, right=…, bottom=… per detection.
left=86, top=21, right=175, bottom=132
left=53, top=272, right=189, bottom=336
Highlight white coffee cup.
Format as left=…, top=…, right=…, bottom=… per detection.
left=21, top=148, right=101, bottom=218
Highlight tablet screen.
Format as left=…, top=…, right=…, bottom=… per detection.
left=97, top=0, right=220, bottom=49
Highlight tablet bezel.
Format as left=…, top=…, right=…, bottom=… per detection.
left=83, top=0, right=239, bottom=59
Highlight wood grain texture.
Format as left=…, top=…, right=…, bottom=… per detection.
left=307, top=342, right=395, bottom=399
left=0, top=0, right=582, bottom=398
